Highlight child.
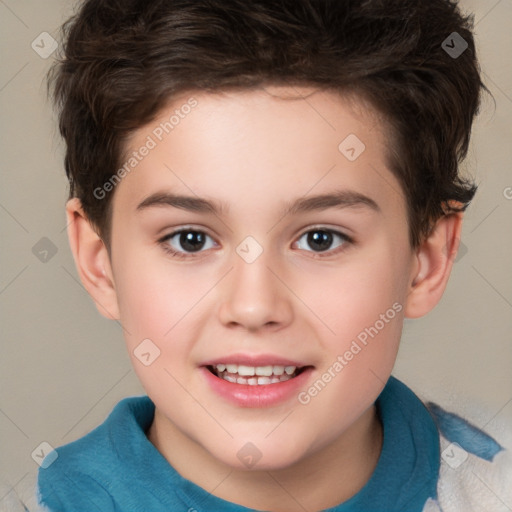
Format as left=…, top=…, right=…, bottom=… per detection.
left=28, top=0, right=512, bottom=510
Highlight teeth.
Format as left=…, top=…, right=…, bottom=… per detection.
left=237, top=365, right=255, bottom=376
left=220, top=373, right=293, bottom=385
left=272, top=365, right=285, bottom=375
left=211, top=363, right=302, bottom=385
left=214, top=363, right=297, bottom=377
left=255, top=365, right=273, bottom=376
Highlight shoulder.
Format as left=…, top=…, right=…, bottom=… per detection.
left=423, top=401, right=512, bottom=512
left=36, top=395, right=153, bottom=511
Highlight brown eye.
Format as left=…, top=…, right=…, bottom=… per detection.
left=177, top=231, right=207, bottom=252
left=160, top=229, right=216, bottom=256
left=295, top=228, right=352, bottom=254
left=307, top=230, right=334, bottom=252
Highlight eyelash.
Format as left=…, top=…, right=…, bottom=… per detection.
left=158, top=226, right=354, bottom=260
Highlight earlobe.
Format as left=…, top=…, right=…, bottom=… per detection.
left=66, top=198, right=120, bottom=320
left=404, top=211, right=464, bottom=319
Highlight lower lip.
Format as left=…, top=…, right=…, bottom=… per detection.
left=200, top=367, right=313, bottom=408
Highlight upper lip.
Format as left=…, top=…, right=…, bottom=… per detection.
left=201, top=354, right=309, bottom=368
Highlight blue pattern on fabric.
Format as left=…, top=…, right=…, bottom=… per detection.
left=426, top=402, right=503, bottom=462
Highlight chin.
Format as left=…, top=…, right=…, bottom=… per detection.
left=206, top=436, right=311, bottom=472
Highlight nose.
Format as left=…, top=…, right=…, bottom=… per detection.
left=217, top=248, right=294, bottom=332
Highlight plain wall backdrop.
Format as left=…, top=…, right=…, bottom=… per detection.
left=1, top=0, right=511, bottom=503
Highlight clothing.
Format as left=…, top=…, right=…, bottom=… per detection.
left=13, top=376, right=512, bottom=511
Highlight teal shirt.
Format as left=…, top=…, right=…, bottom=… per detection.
left=37, top=376, right=440, bottom=511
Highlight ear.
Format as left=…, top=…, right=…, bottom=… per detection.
left=66, top=198, right=120, bottom=320
left=404, top=210, right=464, bottom=318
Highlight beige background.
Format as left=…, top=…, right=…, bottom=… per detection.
left=1, top=0, right=511, bottom=503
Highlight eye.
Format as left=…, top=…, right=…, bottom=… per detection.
left=294, top=228, right=352, bottom=256
left=159, top=228, right=216, bottom=258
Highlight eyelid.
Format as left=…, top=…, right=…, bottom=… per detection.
left=158, top=224, right=217, bottom=240
left=296, top=224, right=353, bottom=240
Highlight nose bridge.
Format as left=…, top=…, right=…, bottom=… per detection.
left=217, top=238, right=293, bottom=330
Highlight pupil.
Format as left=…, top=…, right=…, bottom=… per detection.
left=308, top=230, right=332, bottom=252
left=181, top=231, right=205, bottom=252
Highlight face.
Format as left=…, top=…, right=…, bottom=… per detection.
left=108, top=87, right=416, bottom=470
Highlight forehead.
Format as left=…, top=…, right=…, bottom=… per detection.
left=114, top=86, right=406, bottom=224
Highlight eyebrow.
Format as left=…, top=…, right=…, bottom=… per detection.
left=136, top=189, right=381, bottom=217
left=285, top=190, right=380, bottom=215
left=136, top=193, right=228, bottom=216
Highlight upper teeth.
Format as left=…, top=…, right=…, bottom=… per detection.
left=215, top=364, right=297, bottom=376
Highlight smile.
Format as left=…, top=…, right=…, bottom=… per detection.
left=202, top=359, right=314, bottom=407
left=207, top=364, right=306, bottom=385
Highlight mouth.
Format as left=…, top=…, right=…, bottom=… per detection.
left=206, top=363, right=310, bottom=385
left=200, top=355, right=315, bottom=407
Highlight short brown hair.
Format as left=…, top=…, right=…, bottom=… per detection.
left=49, top=0, right=485, bottom=249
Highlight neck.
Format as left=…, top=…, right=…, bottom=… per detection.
left=148, top=405, right=383, bottom=512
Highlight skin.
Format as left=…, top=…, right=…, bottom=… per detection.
left=66, top=86, right=463, bottom=512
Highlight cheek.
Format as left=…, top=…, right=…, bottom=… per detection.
left=113, top=257, right=206, bottom=400
left=311, top=256, right=403, bottom=342
left=113, top=252, right=212, bottom=342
